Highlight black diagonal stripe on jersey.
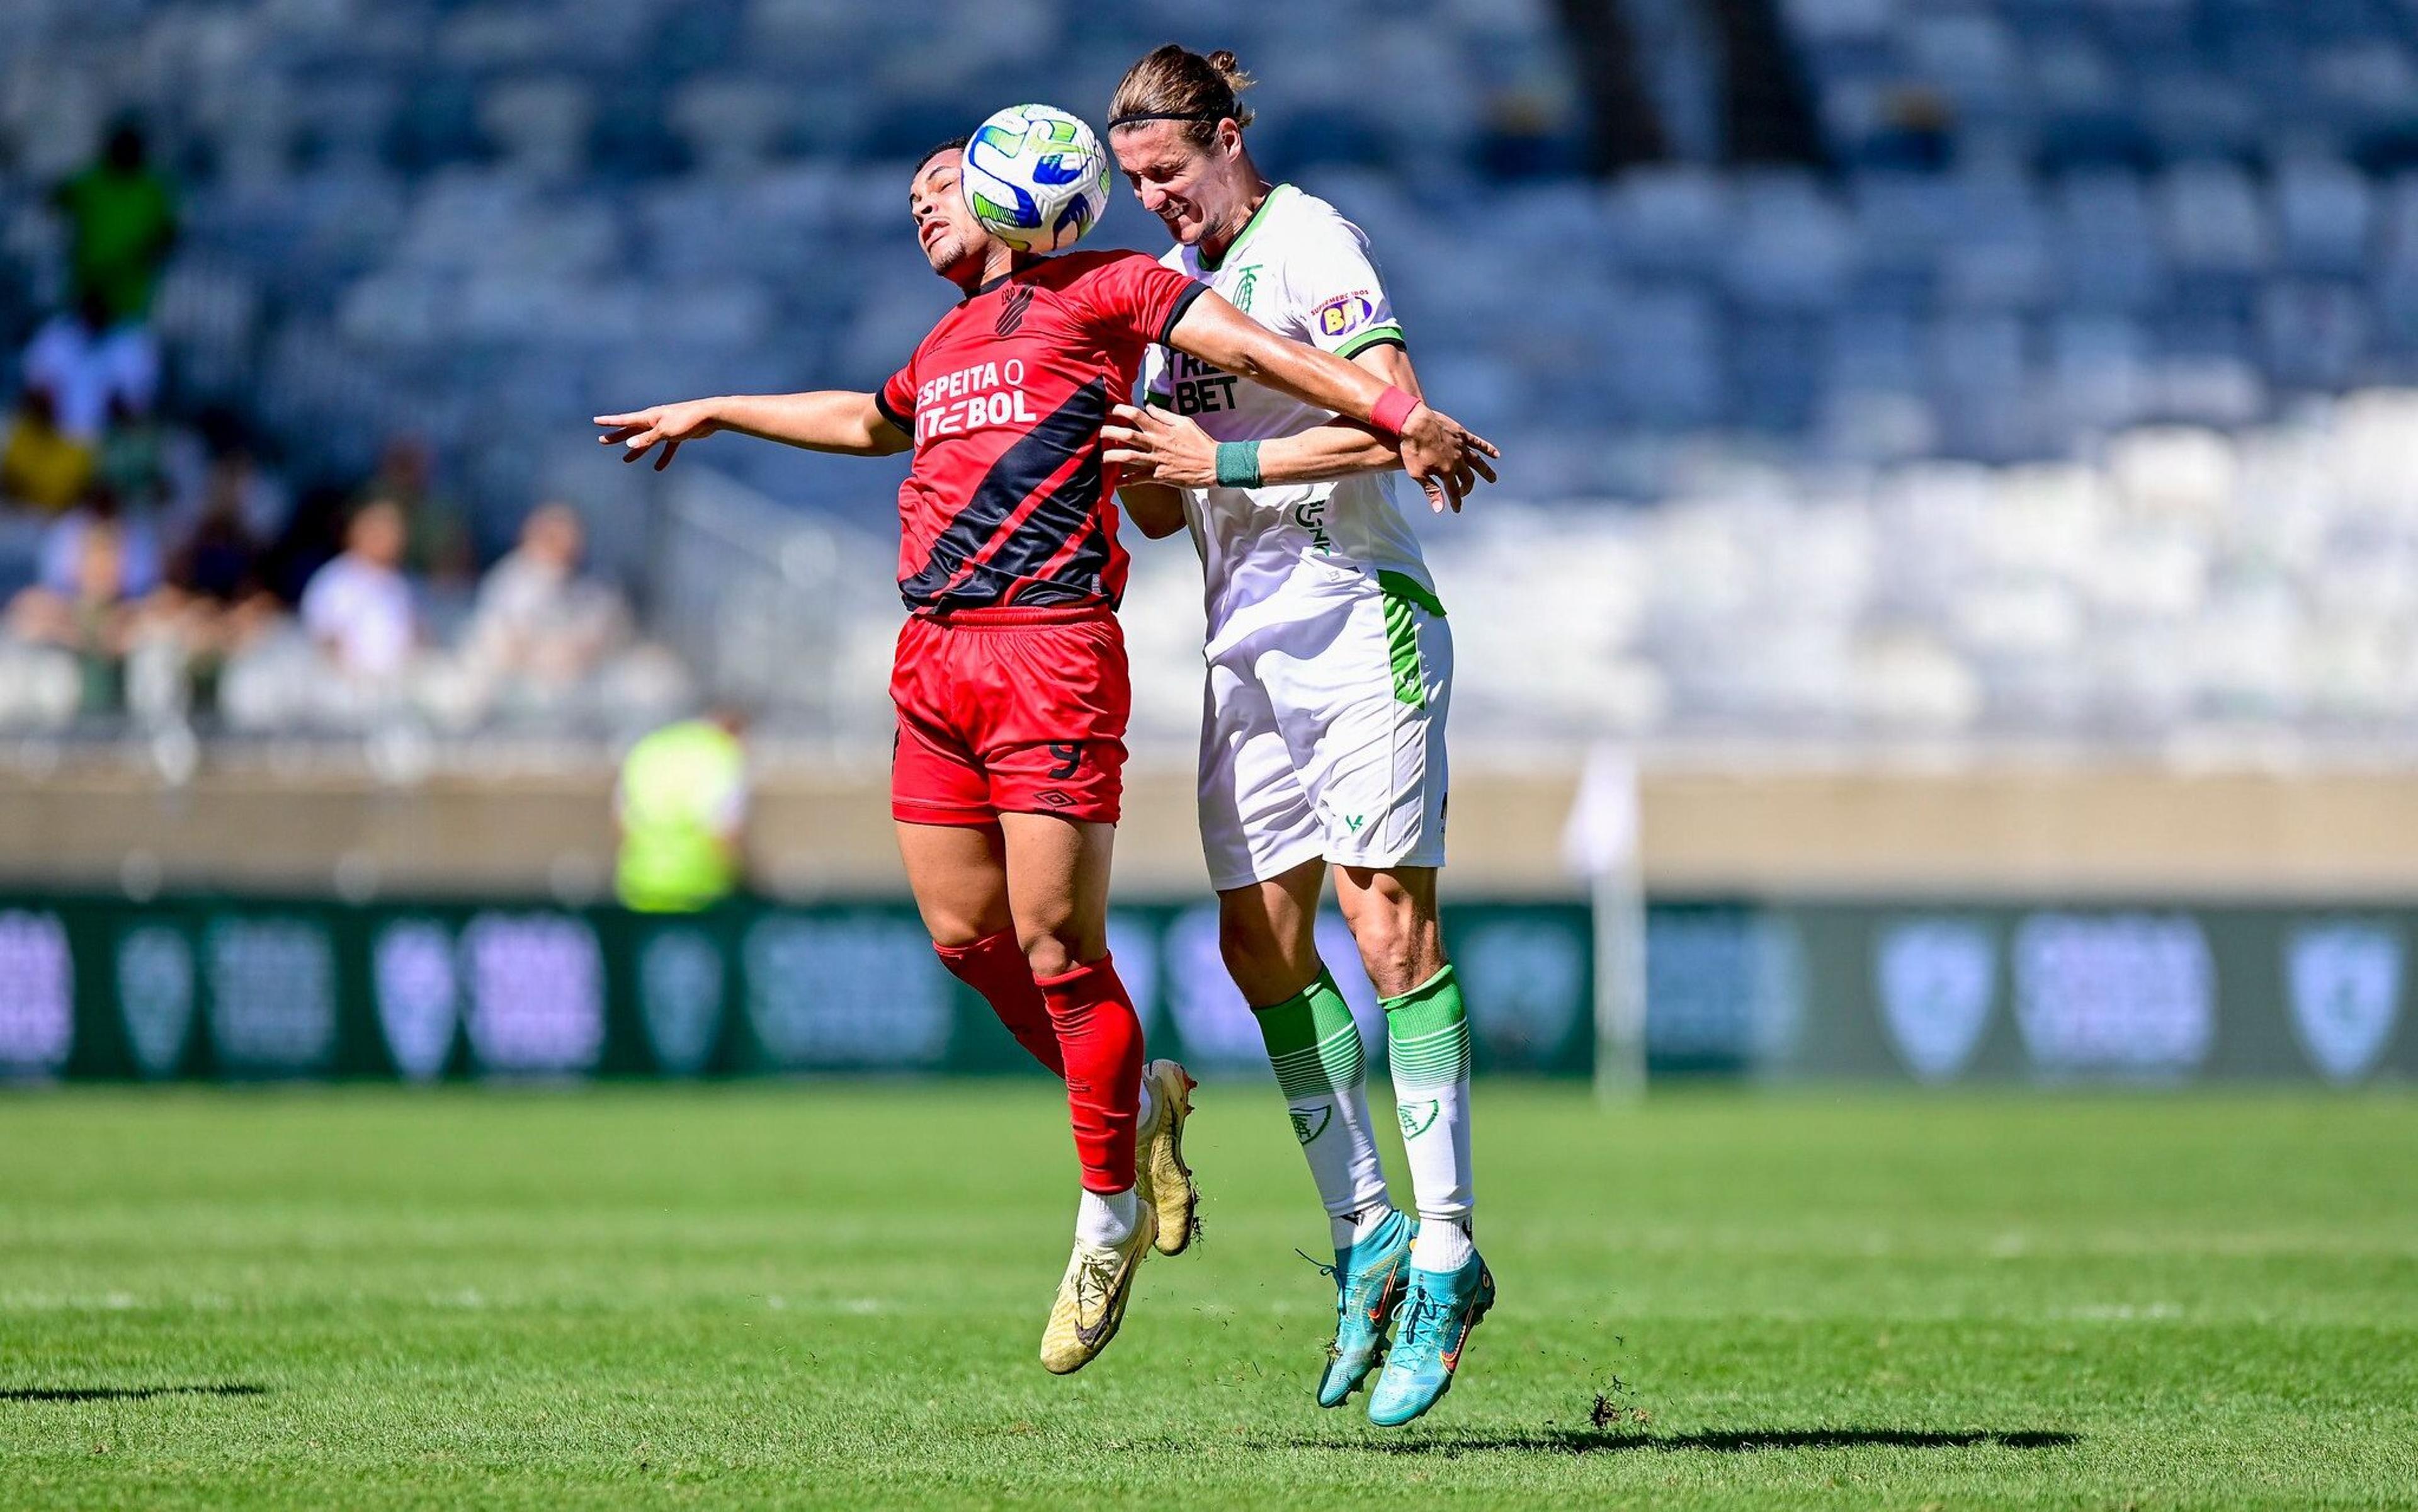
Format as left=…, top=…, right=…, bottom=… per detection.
left=1021, top=517, right=1114, bottom=607
left=900, top=378, right=1106, bottom=607
left=977, top=402, right=1108, bottom=594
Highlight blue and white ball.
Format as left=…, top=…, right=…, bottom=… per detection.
left=960, top=103, right=1111, bottom=254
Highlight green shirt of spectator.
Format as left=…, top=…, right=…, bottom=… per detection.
left=55, top=123, right=178, bottom=325
left=615, top=713, right=749, bottom=913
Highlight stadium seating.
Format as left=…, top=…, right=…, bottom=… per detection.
left=7, top=0, right=2418, bottom=743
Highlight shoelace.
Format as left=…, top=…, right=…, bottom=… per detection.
left=1298, top=1246, right=1400, bottom=1351
left=1393, top=1281, right=1450, bottom=1359
left=1294, top=1249, right=1363, bottom=1360
left=1073, top=1248, right=1121, bottom=1316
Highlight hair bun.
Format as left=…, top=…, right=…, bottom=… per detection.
left=1205, top=50, right=1255, bottom=92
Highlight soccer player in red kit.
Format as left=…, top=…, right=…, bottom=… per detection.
left=596, top=135, right=1497, bottom=1374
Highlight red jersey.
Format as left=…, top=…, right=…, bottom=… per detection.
left=875, top=250, right=1205, bottom=612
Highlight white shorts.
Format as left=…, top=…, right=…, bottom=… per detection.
left=1196, top=564, right=1451, bottom=892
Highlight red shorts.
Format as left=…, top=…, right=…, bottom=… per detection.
left=890, top=605, right=1130, bottom=827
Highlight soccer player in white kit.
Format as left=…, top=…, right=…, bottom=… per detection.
left=1103, top=45, right=1501, bottom=1427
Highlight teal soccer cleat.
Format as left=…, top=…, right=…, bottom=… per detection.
left=1314, top=1209, right=1414, bottom=1408
left=1366, top=1250, right=1495, bottom=1427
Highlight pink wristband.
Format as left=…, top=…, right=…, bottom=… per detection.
left=1369, top=385, right=1421, bottom=440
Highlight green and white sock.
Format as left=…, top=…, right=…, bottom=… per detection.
left=1385, top=963, right=1475, bottom=1273
left=1254, top=965, right=1393, bottom=1250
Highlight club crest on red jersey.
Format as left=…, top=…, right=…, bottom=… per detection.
left=995, top=284, right=1036, bottom=337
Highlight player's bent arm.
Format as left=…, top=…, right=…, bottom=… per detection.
left=1249, top=344, right=1429, bottom=482
left=1116, top=482, right=1189, bottom=540
left=1163, top=293, right=1498, bottom=508
left=1164, top=292, right=1397, bottom=428
left=596, top=391, right=909, bottom=470
left=1258, top=422, right=1397, bottom=483
left=1103, top=346, right=1429, bottom=491
left=1106, top=407, right=1395, bottom=489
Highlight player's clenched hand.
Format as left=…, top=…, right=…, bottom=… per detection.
left=594, top=399, right=722, bottom=470
left=1101, top=404, right=1217, bottom=488
left=1397, top=404, right=1501, bottom=514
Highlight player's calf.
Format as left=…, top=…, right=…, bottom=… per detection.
left=935, top=929, right=1065, bottom=1076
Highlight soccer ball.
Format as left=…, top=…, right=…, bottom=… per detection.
left=960, top=103, right=1111, bottom=254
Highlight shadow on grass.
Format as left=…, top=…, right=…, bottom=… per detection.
left=1346, top=1427, right=2080, bottom=1456
left=1, top=1384, right=267, bottom=1404
left=1132, top=1426, right=2080, bottom=1457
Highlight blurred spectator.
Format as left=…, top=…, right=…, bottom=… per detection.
left=6, top=520, right=137, bottom=713
left=147, top=469, right=282, bottom=715
left=3, top=291, right=158, bottom=512
left=299, top=498, right=417, bottom=679
left=361, top=436, right=475, bottom=585
left=53, top=119, right=178, bottom=326
left=261, top=481, right=356, bottom=606
left=166, top=412, right=290, bottom=543
left=21, top=290, right=161, bottom=444
left=40, top=489, right=162, bottom=600
left=1, top=390, right=95, bottom=514
left=466, top=502, right=632, bottom=690
left=165, top=490, right=273, bottom=616
left=615, top=706, right=749, bottom=912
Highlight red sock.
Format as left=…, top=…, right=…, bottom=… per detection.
left=1036, top=953, right=1144, bottom=1195
left=934, top=931, right=1064, bottom=1078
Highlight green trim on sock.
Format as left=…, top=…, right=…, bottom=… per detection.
left=1383, top=964, right=1470, bottom=1091
left=1254, top=967, right=1365, bottom=1101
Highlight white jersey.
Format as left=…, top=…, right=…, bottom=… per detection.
left=1141, top=184, right=1436, bottom=658
left=1141, top=184, right=1453, bottom=890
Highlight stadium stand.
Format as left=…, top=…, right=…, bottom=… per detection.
left=3, top=0, right=2418, bottom=746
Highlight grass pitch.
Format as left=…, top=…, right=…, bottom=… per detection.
left=1, top=1084, right=2414, bottom=1509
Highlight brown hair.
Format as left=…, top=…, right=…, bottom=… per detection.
left=1108, top=44, right=1255, bottom=145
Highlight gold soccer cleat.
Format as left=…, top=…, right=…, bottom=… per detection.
left=1135, top=1059, right=1200, bottom=1256
left=1039, top=1202, right=1158, bottom=1375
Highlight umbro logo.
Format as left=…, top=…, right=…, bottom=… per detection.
left=995, top=284, right=1036, bottom=336
left=1035, top=790, right=1074, bottom=809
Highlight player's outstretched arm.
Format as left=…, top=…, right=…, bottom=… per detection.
left=1163, top=292, right=1499, bottom=511
left=595, top=392, right=909, bottom=470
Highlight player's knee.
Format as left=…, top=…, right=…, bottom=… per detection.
left=1019, top=922, right=1101, bottom=981
left=1354, top=926, right=1419, bottom=997
left=1218, top=907, right=1315, bottom=1004
left=1351, top=907, right=1440, bottom=999
left=1217, top=908, right=1283, bottom=978
left=917, top=903, right=1012, bottom=950
left=1023, top=935, right=1070, bottom=979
